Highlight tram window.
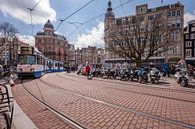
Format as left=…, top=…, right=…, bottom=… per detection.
left=37, top=55, right=41, bottom=64
left=42, top=58, right=44, bottom=65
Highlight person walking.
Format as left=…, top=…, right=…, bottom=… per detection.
left=85, top=61, right=91, bottom=79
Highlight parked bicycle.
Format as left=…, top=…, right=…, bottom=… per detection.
left=0, top=84, right=14, bottom=129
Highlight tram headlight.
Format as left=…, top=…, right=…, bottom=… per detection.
left=30, top=68, right=34, bottom=71
left=18, top=68, right=22, bottom=72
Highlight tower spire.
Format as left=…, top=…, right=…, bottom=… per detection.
left=105, top=0, right=115, bottom=18
left=107, top=0, right=112, bottom=11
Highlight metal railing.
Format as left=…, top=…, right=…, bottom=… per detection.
left=0, top=84, right=14, bottom=129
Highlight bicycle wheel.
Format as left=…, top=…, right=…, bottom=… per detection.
left=0, top=91, right=4, bottom=104
left=0, top=112, right=10, bottom=129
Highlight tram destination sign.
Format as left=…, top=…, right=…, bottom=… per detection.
left=20, top=47, right=34, bottom=54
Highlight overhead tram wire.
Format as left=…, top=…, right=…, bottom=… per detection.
left=67, top=0, right=133, bottom=38
left=118, top=0, right=126, bottom=15
left=55, top=0, right=95, bottom=31
left=27, top=0, right=42, bottom=35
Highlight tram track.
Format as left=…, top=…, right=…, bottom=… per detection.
left=38, top=77, right=195, bottom=129
left=21, top=79, right=87, bottom=129
left=57, top=74, right=195, bottom=104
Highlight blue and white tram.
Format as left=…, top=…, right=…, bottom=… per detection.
left=45, top=58, right=64, bottom=73
left=17, top=46, right=64, bottom=78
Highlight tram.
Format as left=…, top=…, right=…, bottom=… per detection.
left=17, top=46, right=64, bottom=78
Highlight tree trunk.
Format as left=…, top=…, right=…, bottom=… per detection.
left=135, top=58, right=142, bottom=68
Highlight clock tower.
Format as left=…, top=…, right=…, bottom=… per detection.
left=104, top=0, right=115, bottom=32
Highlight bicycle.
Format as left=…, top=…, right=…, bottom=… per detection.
left=0, top=84, right=14, bottom=129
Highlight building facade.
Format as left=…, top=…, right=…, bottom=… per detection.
left=0, top=37, right=30, bottom=65
left=67, top=44, right=76, bottom=68
left=184, top=20, right=195, bottom=66
left=75, top=46, right=104, bottom=66
left=35, top=20, right=69, bottom=63
left=104, top=1, right=184, bottom=65
left=97, top=48, right=105, bottom=64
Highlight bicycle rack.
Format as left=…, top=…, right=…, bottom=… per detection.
left=0, top=84, right=14, bottom=129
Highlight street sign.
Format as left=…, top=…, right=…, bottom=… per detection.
left=20, top=47, right=34, bottom=54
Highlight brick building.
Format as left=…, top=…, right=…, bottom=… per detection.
left=75, top=46, right=102, bottom=66
left=35, top=20, right=69, bottom=63
left=184, top=20, right=195, bottom=65
left=104, top=1, right=184, bottom=65
left=0, top=37, right=30, bottom=65
left=67, top=44, right=76, bottom=68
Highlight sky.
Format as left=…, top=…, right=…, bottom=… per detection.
left=0, top=0, right=195, bottom=48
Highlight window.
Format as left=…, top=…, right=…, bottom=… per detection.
left=173, top=47, right=178, bottom=54
left=185, top=34, right=189, bottom=39
left=176, top=23, right=181, bottom=28
left=122, top=19, right=126, bottom=24
left=116, top=19, right=122, bottom=26
left=185, top=41, right=192, bottom=47
left=37, top=55, right=41, bottom=64
left=156, top=14, right=161, bottom=19
left=192, top=27, right=195, bottom=32
left=148, top=15, right=154, bottom=20
left=172, top=11, right=176, bottom=16
left=185, top=49, right=191, bottom=57
left=191, top=34, right=195, bottom=39
left=172, top=31, right=178, bottom=40
left=140, top=37, right=145, bottom=44
left=177, top=11, right=181, bottom=16
left=167, top=12, right=171, bottom=17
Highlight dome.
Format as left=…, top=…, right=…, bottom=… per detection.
left=44, top=20, right=54, bottom=29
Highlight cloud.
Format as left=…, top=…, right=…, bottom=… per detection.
left=184, top=11, right=195, bottom=26
left=18, top=35, right=35, bottom=46
left=75, top=22, right=104, bottom=48
left=0, top=0, right=56, bottom=24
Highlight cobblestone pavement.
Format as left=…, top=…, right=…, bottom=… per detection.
left=12, top=83, right=76, bottom=129
left=17, top=73, right=195, bottom=129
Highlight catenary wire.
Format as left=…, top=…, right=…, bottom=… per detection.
left=55, top=0, right=95, bottom=31
left=67, top=0, right=133, bottom=38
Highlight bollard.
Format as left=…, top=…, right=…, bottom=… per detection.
left=9, top=78, right=15, bottom=87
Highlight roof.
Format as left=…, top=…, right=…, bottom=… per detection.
left=44, top=20, right=54, bottom=29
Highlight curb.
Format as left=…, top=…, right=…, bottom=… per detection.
left=13, top=101, right=37, bottom=129
left=5, top=84, right=38, bottom=129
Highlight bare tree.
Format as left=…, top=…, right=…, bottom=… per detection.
left=0, top=22, right=18, bottom=64
left=105, top=15, right=176, bottom=67
left=0, top=22, right=18, bottom=39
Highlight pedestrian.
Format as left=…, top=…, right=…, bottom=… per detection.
left=85, top=61, right=91, bottom=79
left=162, top=63, right=169, bottom=77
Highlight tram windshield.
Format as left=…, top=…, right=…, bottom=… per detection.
left=18, top=55, right=36, bottom=65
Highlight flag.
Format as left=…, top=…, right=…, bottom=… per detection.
left=161, top=0, right=163, bottom=4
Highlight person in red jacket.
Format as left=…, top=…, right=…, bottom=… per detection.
left=85, top=61, right=91, bottom=79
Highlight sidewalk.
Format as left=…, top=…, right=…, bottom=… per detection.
left=13, top=101, right=37, bottom=129
left=0, top=83, right=37, bottom=129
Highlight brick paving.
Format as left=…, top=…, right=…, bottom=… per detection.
left=18, top=73, right=195, bottom=129
left=12, top=84, right=76, bottom=129
left=42, top=73, right=195, bottom=126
